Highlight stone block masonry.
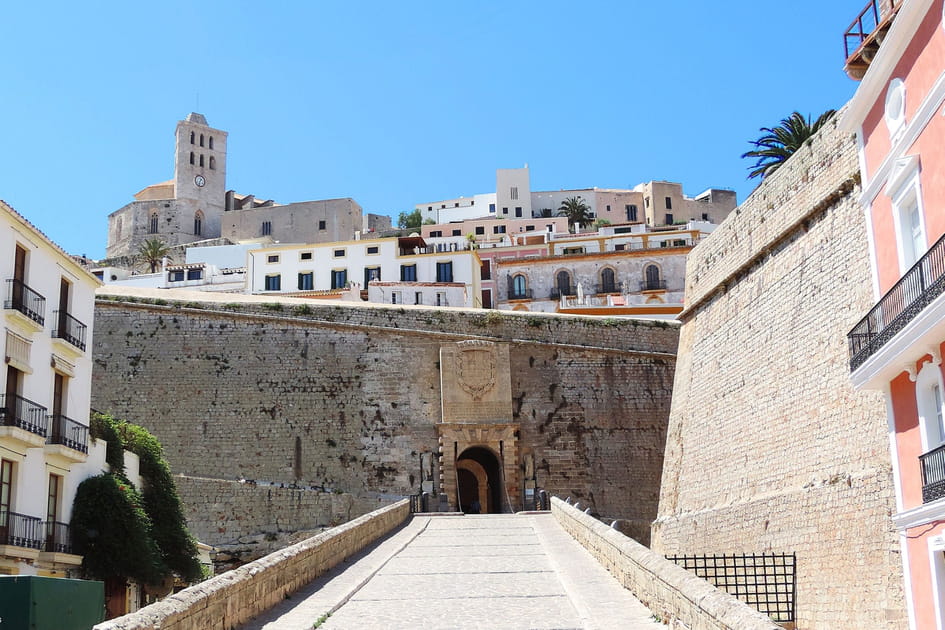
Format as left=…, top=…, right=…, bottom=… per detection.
left=652, top=109, right=906, bottom=628
left=91, top=295, right=677, bottom=544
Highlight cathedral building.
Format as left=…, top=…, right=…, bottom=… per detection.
left=105, top=113, right=365, bottom=259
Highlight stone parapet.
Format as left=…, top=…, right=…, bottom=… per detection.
left=551, top=498, right=781, bottom=630
left=92, top=499, right=410, bottom=630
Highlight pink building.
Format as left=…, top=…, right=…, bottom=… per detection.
left=843, top=1, right=945, bottom=628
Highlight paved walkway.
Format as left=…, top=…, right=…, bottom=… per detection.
left=239, top=513, right=662, bottom=630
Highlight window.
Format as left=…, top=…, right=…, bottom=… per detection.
left=401, top=264, right=417, bottom=281
left=615, top=244, right=626, bottom=251
left=318, top=220, right=326, bottom=230
left=644, top=264, right=661, bottom=290
left=430, top=230, right=443, bottom=238
left=264, top=274, right=281, bottom=291
left=702, top=213, right=709, bottom=221
left=298, top=272, right=314, bottom=291
left=169, top=270, right=185, bottom=282
left=502, top=207, right=508, bottom=215
left=441, top=204, right=446, bottom=209
left=562, top=247, right=584, bottom=255
left=391, top=292, right=401, bottom=304
left=525, top=225, right=535, bottom=232
left=452, top=229, right=461, bottom=237
left=494, top=225, right=506, bottom=234
left=515, top=207, right=522, bottom=218
left=194, top=211, right=203, bottom=236
left=333, top=249, right=345, bottom=258
left=200, top=134, right=205, bottom=147
left=262, top=221, right=272, bottom=236
left=367, top=246, right=379, bottom=255
left=606, top=205, right=611, bottom=212
left=190, top=131, right=195, bottom=144
left=415, top=292, right=423, bottom=305
left=600, top=268, right=616, bottom=293
left=556, top=270, right=572, bottom=296
left=475, top=226, right=485, bottom=235
left=1, top=460, right=13, bottom=523
left=917, top=361, right=945, bottom=452
left=47, top=474, right=61, bottom=527
left=665, top=196, right=672, bottom=209
left=189, top=152, right=195, bottom=165
left=209, top=136, right=214, bottom=150
left=454, top=202, right=459, bottom=207
left=489, top=204, right=496, bottom=213
left=645, top=197, right=650, bottom=208
left=300, top=251, right=313, bottom=260
left=331, top=269, right=347, bottom=289
left=885, top=78, right=907, bottom=142
left=267, top=254, right=280, bottom=263
left=436, top=292, right=447, bottom=306
left=199, top=154, right=205, bottom=167
left=436, top=261, right=453, bottom=283
left=511, top=274, right=527, bottom=299
left=209, top=156, right=216, bottom=170
left=480, top=260, right=491, bottom=281
left=511, top=187, right=519, bottom=200
left=892, top=166, right=927, bottom=271
left=364, top=267, right=381, bottom=286
left=665, top=213, right=674, bottom=225
left=149, top=213, right=159, bottom=234
left=428, top=206, right=433, bottom=211
left=186, top=269, right=202, bottom=281
left=627, top=204, right=638, bottom=221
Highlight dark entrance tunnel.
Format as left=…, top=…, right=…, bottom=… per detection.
left=456, top=446, right=503, bottom=514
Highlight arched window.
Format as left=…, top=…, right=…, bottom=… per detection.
left=190, top=131, right=195, bottom=144
left=199, top=154, right=204, bottom=167
left=556, top=270, right=572, bottom=296
left=200, top=134, right=205, bottom=147
left=209, top=136, right=214, bottom=150
left=644, top=264, right=661, bottom=290
left=600, top=267, right=616, bottom=293
left=511, top=274, right=527, bottom=299
left=194, top=211, right=204, bottom=236
left=209, top=156, right=216, bottom=170
left=189, top=152, right=195, bottom=165
left=149, top=212, right=159, bottom=234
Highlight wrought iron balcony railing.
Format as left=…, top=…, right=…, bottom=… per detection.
left=921, top=443, right=945, bottom=504
left=42, top=521, right=74, bottom=554
left=641, top=280, right=667, bottom=291
left=848, top=232, right=945, bottom=371
left=550, top=286, right=576, bottom=299
left=844, top=0, right=901, bottom=79
left=507, top=289, right=533, bottom=300
left=47, top=414, right=89, bottom=454
left=0, top=394, right=48, bottom=437
left=596, top=282, right=623, bottom=295
left=4, top=279, right=45, bottom=325
left=52, top=311, right=88, bottom=351
left=0, top=510, right=43, bottom=549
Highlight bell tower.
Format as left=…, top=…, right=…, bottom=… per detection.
left=174, top=113, right=227, bottom=237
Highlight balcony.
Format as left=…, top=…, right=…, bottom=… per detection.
left=507, top=289, right=533, bottom=301
left=41, top=521, right=74, bottom=555
left=550, top=286, right=576, bottom=300
left=921, top=443, right=945, bottom=504
left=46, top=414, right=89, bottom=455
left=0, top=393, right=49, bottom=444
left=596, top=282, right=623, bottom=295
left=848, top=232, right=945, bottom=372
left=0, top=510, right=43, bottom=551
left=4, top=278, right=45, bottom=327
left=641, top=280, right=668, bottom=291
left=52, top=311, right=88, bottom=352
left=844, top=0, right=901, bottom=80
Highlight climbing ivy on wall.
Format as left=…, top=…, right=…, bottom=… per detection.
left=72, top=412, right=203, bottom=584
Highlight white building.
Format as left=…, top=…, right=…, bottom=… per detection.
left=1, top=199, right=101, bottom=576
left=247, top=236, right=482, bottom=308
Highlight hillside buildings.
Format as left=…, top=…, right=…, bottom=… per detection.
left=104, top=114, right=371, bottom=260
left=843, top=0, right=945, bottom=628
left=1, top=200, right=100, bottom=576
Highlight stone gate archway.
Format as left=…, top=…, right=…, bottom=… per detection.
left=456, top=446, right=503, bottom=514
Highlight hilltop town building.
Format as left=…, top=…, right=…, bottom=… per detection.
left=1, top=200, right=100, bottom=576
left=842, top=0, right=945, bottom=627
left=105, top=114, right=362, bottom=259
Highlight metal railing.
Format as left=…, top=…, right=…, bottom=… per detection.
left=667, top=553, right=796, bottom=624
left=641, top=280, right=667, bottom=291
left=507, top=289, right=533, bottom=300
left=47, top=414, right=89, bottom=454
left=844, top=0, right=898, bottom=60
left=42, top=521, right=74, bottom=554
left=52, top=311, right=88, bottom=351
left=0, top=510, right=43, bottom=549
left=4, top=279, right=45, bottom=325
left=0, top=394, right=49, bottom=437
left=920, top=443, right=945, bottom=504
left=596, top=282, right=622, bottom=295
left=550, top=286, right=576, bottom=299
left=848, top=232, right=945, bottom=371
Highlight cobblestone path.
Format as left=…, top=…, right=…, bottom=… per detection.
left=240, top=513, right=662, bottom=630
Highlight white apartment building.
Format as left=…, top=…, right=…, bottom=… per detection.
left=1, top=200, right=101, bottom=576
left=247, top=236, right=482, bottom=308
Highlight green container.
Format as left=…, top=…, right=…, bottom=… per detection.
left=0, top=576, right=104, bottom=630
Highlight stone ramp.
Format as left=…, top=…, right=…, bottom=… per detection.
left=239, top=513, right=662, bottom=630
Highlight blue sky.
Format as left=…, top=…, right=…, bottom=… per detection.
left=1, top=1, right=862, bottom=259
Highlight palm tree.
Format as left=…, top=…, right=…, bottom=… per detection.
left=138, top=238, right=171, bottom=273
left=742, top=110, right=836, bottom=180
left=557, top=196, right=593, bottom=232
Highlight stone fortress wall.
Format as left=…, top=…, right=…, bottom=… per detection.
left=651, top=110, right=906, bottom=628
left=91, top=297, right=677, bottom=546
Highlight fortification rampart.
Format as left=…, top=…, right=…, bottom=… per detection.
left=652, top=110, right=905, bottom=628
left=92, top=294, right=676, bottom=545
